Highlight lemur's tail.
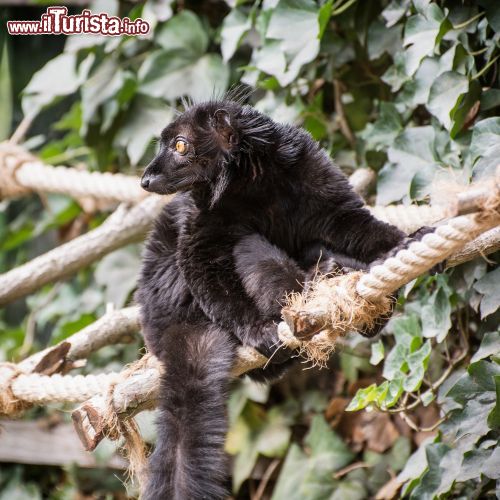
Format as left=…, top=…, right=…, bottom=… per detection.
left=144, top=323, right=236, bottom=500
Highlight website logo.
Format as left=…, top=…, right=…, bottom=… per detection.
left=7, top=7, right=150, bottom=36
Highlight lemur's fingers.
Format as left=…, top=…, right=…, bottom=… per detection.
left=251, top=323, right=296, bottom=364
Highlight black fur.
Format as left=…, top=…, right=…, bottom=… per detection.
left=135, top=99, right=408, bottom=499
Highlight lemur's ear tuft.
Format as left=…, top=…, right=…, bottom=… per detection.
left=213, top=109, right=233, bottom=146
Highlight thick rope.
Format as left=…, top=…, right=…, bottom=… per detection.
left=357, top=213, right=499, bottom=300
left=369, top=205, right=449, bottom=234
left=0, top=368, right=120, bottom=414
left=12, top=372, right=121, bottom=403
left=0, top=363, right=29, bottom=415
left=0, top=142, right=147, bottom=203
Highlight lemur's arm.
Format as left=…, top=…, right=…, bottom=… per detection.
left=314, top=200, right=407, bottom=264
left=178, top=220, right=294, bottom=362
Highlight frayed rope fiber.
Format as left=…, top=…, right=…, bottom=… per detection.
left=281, top=272, right=392, bottom=367
left=0, top=363, right=31, bottom=416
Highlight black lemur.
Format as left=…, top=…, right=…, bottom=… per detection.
left=135, top=99, right=412, bottom=499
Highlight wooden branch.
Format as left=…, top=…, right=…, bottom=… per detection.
left=333, top=79, right=356, bottom=147
left=72, top=346, right=266, bottom=451
left=18, top=307, right=140, bottom=375
left=0, top=419, right=126, bottom=469
left=349, top=168, right=376, bottom=198
left=446, top=226, right=500, bottom=267
left=0, top=195, right=167, bottom=306
left=72, top=360, right=161, bottom=451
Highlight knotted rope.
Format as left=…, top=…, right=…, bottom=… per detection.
left=0, top=142, right=147, bottom=203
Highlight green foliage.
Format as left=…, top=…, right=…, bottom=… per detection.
left=2, top=0, right=499, bottom=498
left=398, top=347, right=500, bottom=497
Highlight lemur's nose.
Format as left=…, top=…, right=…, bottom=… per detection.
left=141, top=177, right=150, bottom=189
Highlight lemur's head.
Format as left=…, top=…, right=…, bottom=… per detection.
left=141, top=100, right=245, bottom=204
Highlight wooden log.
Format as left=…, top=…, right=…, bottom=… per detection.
left=0, top=419, right=126, bottom=469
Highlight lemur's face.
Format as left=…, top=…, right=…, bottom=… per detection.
left=140, top=102, right=239, bottom=197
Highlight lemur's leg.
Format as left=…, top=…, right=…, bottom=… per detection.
left=233, top=235, right=369, bottom=315
left=234, top=234, right=391, bottom=340
left=233, top=234, right=307, bottom=317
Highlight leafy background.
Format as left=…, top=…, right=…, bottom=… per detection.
left=0, top=0, right=499, bottom=498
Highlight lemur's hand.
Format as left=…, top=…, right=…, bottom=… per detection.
left=369, top=226, right=446, bottom=275
left=251, top=322, right=296, bottom=364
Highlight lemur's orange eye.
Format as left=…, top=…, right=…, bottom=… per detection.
left=175, top=140, right=187, bottom=154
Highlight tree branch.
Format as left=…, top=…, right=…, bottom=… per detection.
left=18, top=307, right=141, bottom=375
left=0, top=196, right=167, bottom=306
left=446, top=226, right=500, bottom=267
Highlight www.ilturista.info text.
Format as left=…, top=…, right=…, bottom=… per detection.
left=7, top=7, right=150, bottom=36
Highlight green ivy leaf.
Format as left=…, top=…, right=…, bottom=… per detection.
left=474, top=267, right=500, bottom=319
left=140, top=53, right=229, bottom=102
left=221, top=9, right=252, bottom=62
left=227, top=402, right=291, bottom=492
left=481, top=446, right=500, bottom=479
left=346, top=384, right=376, bottom=411
left=377, top=126, right=438, bottom=204
left=0, top=37, right=12, bottom=141
left=449, top=79, right=481, bottom=138
left=359, top=102, right=402, bottom=151
left=95, top=245, right=141, bottom=308
left=445, top=360, right=500, bottom=407
left=370, top=340, right=385, bottom=365
left=383, top=344, right=408, bottom=381
left=403, top=364, right=425, bottom=392
left=403, top=4, right=451, bottom=75
left=382, top=378, right=405, bottom=408
left=479, top=0, right=500, bottom=32
left=471, top=331, right=500, bottom=363
left=261, top=0, right=321, bottom=86
left=421, top=286, right=452, bottom=342
left=487, top=376, right=500, bottom=429
left=427, top=71, right=469, bottom=130
left=409, top=443, right=450, bottom=499
left=470, top=117, right=500, bottom=179
left=114, top=96, right=173, bottom=165
left=398, top=437, right=435, bottom=495
left=367, top=20, right=403, bottom=59
left=80, top=58, right=127, bottom=134
left=271, top=444, right=309, bottom=499
left=382, top=0, right=411, bottom=28
left=22, top=53, right=92, bottom=118
left=407, top=340, right=432, bottom=372
left=272, top=415, right=353, bottom=499
left=155, top=11, right=208, bottom=57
